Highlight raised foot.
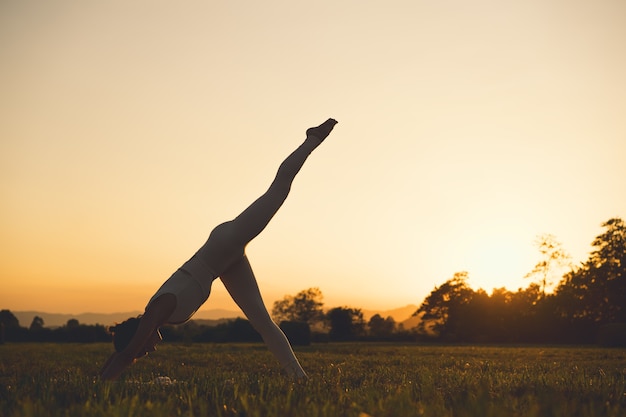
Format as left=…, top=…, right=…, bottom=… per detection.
left=306, top=118, right=338, bottom=141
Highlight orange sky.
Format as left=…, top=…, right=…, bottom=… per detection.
left=1, top=0, right=625, bottom=315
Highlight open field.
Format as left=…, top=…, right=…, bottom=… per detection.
left=1, top=343, right=625, bottom=417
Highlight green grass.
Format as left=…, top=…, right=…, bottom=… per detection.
left=1, top=343, right=625, bottom=417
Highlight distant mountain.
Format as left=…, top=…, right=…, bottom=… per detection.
left=399, top=312, right=423, bottom=330
left=359, top=304, right=421, bottom=329
left=361, top=304, right=418, bottom=322
left=12, top=309, right=243, bottom=328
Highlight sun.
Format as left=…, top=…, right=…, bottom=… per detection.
left=462, top=234, right=537, bottom=293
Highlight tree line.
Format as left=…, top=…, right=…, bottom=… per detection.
left=0, top=287, right=412, bottom=345
left=0, top=300, right=412, bottom=345
left=266, top=217, right=625, bottom=346
left=416, top=217, right=626, bottom=346
left=0, top=314, right=111, bottom=343
left=1, top=217, right=624, bottom=346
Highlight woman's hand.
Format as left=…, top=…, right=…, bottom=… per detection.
left=100, top=351, right=135, bottom=381
left=99, top=294, right=175, bottom=380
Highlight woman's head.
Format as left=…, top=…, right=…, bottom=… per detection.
left=109, top=316, right=163, bottom=357
left=109, top=316, right=142, bottom=352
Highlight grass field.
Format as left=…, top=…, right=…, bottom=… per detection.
left=1, top=343, right=625, bottom=417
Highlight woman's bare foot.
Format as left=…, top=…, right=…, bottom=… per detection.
left=306, top=118, right=338, bottom=142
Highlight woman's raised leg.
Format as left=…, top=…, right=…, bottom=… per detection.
left=220, top=256, right=308, bottom=379
left=197, top=119, right=337, bottom=275
left=228, top=118, right=337, bottom=246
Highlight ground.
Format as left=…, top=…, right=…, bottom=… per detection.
left=1, top=343, right=625, bottom=417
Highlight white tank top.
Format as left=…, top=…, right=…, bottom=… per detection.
left=147, top=255, right=218, bottom=324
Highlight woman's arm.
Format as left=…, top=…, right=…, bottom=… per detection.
left=99, top=350, right=136, bottom=381
left=100, top=294, right=176, bottom=380
left=99, top=351, right=120, bottom=376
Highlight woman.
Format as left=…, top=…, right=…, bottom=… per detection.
left=100, top=118, right=338, bottom=381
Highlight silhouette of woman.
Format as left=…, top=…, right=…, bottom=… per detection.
left=100, top=118, right=338, bottom=381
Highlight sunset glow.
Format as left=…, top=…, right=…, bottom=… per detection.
left=1, top=0, right=625, bottom=316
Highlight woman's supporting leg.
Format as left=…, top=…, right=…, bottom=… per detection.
left=220, top=256, right=307, bottom=379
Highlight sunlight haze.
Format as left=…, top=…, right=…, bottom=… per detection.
left=1, top=0, right=625, bottom=316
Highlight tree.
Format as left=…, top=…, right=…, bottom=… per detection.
left=0, top=310, right=20, bottom=329
left=525, top=234, right=571, bottom=297
left=66, top=319, right=80, bottom=329
left=28, top=316, right=49, bottom=342
left=508, top=283, right=543, bottom=341
left=196, top=318, right=263, bottom=343
left=0, top=310, right=21, bottom=344
left=415, top=271, right=475, bottom=340
left=368, top=314, right=396, bottom=339
left=326, top=307, right=365, bottom=341
left=279, top=321, right=311, bottom=346
left=463, top=288, right=500, bottom=343
left=272, top=287, right=324, bottom=326
left=556, top=217, right=626, bottom=326
left=29, top=316, right=44, bottom=332
left=0, top=310, right=28, bottom=342
left=589, top=218, right=626, bottom=323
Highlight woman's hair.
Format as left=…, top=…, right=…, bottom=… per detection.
left=109, top=316, right=142, bottom=352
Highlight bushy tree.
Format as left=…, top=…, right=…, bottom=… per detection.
left=194, top=318, right=262, bottom=343
left=415, top=271, right=474, bottom=340
left=271, top=287, right=324, bottom=326
left=0, top=310, right=23, bottom=343
left=279, top=321, right=311, bottom=346
left=28, top=316, right=51, bottom=342
left=29, top=316, right=44, bottom=332
left=412, top=218, right=626, bottom=345
left=415, top=274, right=553, bottom=343
left=326, top=307, right=365, bottom=341
left=556, top=217, right=626, bottom=326
left=368, top=314, right=396, bottom=339
left=0, top=310, right=20, bottom=329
